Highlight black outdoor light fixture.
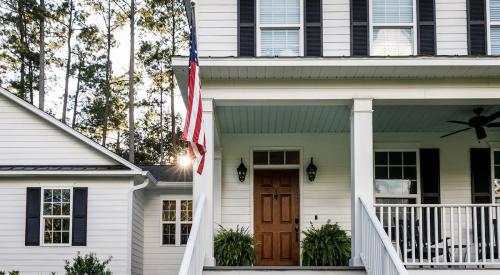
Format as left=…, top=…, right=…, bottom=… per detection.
left=237, top=158, right=247, bottom=182
left=306, top=158, right=318, bottom=182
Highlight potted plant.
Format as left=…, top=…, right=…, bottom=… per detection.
left=301, top=221, right=351, bottom=266
left=214, top=225, right=258, bottom=266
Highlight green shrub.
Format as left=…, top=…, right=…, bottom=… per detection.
left=214, top=225, right=258, bottom=266
left=64, top=253, right=112, bottom=275
left=301, top=221, right=351, bottom=266
left=0, top=271, right=19, bottom=275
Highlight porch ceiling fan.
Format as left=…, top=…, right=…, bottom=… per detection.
left=440, top=108, right=500, bottom=140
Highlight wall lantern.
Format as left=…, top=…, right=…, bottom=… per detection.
left=306, top=158, right=318, bottom=182
left=237, top=158, right=247, bottom=182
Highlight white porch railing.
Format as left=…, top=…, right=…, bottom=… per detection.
left=178, top=195, right=207, bottom=275
left=360, top=198, right=409, bottom=275
left=374, top=204, right=500, bottom=266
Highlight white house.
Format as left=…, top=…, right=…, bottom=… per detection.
left=170, top=0, right=500, bottom=274
left=0, top=87, right=193, bottom=275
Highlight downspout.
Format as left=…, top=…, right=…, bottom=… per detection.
left=127, top=171, right=155, bottom=275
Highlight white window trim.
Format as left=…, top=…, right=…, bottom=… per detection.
left=374, top=149, right=421, bottom=204
left=256, top=0, right=304, bottom=57
left=486, top=0, right=500, bottom=55
left=369, top=0, right=418, bottom=56
left=160, top=195, right=193, bottom=247
left=492, top=149, right=500, bottom=202
left=40, top=187, right=73, bottom=247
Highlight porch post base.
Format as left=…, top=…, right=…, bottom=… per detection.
left=349, top=256, right=363, bottom=267
left=204, top=256, right=216, bottom=267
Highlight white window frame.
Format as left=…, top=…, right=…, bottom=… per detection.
left=374, top=149, right=421, bottom=204
left=256, top=0, right=304, bottom=56
left=492, top=149, right=500, bottom=203
left=486, top=0, right=500, bottom=55
left=40, top=187, right=73, bottom=247
left=369, top=0, right=418, bottom=56
left=160, top=196, right=193, bottom=246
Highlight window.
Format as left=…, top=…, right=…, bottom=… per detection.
left=371, top=0, right=416, bottom=55
left=42, top=188, right=71, bottom=245
left=494, top=150, right=500, bottom=203
left=258, top=0, right=302, bottom=56
left=253, top=150, right=300, bottom=165
left=374, top=151, right=419, bottom=204
left=162, top=199, right=193, bottom=245
left=489, top=0, right=500, bottom=54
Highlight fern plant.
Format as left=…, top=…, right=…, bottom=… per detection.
left=64, top=253, right=112, bottom=275
left=214, top=225, right=258, bottom=266
left=301, top=221, right=351, bottom=266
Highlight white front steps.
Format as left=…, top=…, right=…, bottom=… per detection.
left=203, top=266, right=367, bottom=275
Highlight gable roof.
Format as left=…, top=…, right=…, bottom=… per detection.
left=140, top=165, right=193, bottom=183
left=0, top=87, right=142, bottom=173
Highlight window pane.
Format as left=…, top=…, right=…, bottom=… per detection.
left=43, top=203, right=52, bottom=215
left=375, top=152, right=388, bottom=165
left=403, top=166, right=417, bottom=180
left=181, top=200, right=193, bottom=222
left=261, top=29, right=299, bottom=56
left=373, top=0, right=413, bottom=23
left=162, top=201, right=176, bottom=221
left=492, top=27, right=500, bottom=56
left=53, top=189, right=62, bottom=202
left=62, top=189, right=71, bottom=202
left=44, top=189, right=52, bottom=202
left=491, top=0, right=500, bottom=21
left=181, top=224, right=192, bottom=245
left=495, top=151, right=500, bottom=165
left=254, top=151, right=268, bottom=165
left=162, top=224, right=176, bottom=245
left=389, top=152, right=402, bottom=165
left=389, top=166, right=403, bottom=179
left=285, top=151, right=300, bottom=164
left=403, top=152, right=416, bottom=165
left=260, top=0, right=300, bottom=24
left=375, top=166, right=389, bottom=179
left=269, top=151, right=285, bottom=164
left=373, top=28, right=413, bottom=56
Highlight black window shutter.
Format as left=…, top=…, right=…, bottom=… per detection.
left=420, top=149, right=440, bottom=204
left=238, top=0, right=256, bottom=56
left=305, top=0, right=322, bottom=56
left=25, top=187, right=41, bottom=246
left=417, top=0, right=436, bottom=55
left=467, top=0, right=487, bottom=55
left=72, top=187, right=88, bottom=246
left=470, top=148, right=492, bottom=203
left=351, top=0, right=369, bottom=56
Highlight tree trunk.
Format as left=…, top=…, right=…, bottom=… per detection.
left=28, top=60, right=34, bottom=103
left=62, top=0, right=74, bottom=123
left=17, top=0, right=27, bottom=100
left=38, top=0, right=46, bottom=110
left=128, top=0, right=135, bottom=163
left=102, top=0, right=112, bottom=147
left=71, top=67, right=81, bottom=128
left=170, top=0, right=177, bottom=157
left=159, top=67, right=164, bottom=164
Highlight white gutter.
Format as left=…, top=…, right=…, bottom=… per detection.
left=0, top=170, right=144, bottom=177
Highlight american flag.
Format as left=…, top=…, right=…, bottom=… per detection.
left=182, top=20, right=206, bottom=175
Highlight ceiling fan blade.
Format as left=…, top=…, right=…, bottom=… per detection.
left=486, top=111, right=500, bottom=123
left=475, top=127, right=487, bottom=140
left=487, top=122, right=500, bottom=127
left=447, top=120, right=470, bottom=126
left=440, top=127, right=471, bottom=138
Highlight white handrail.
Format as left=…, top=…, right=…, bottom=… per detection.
left=360, top=198, right=408, bottom=275
left=178, top=195, right=207, bottom=275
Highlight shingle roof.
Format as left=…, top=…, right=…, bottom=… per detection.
left=0, top=165, right=128, bottom=171
left=140, top=165, right=192, bottom=182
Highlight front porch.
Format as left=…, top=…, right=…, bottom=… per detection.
left=181, top=99, right=500, bottom=275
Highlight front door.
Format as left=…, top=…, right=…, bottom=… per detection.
left=253, top=169, right=300, bottom=266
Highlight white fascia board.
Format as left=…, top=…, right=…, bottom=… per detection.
left=0, top=170, right=145, bottom=177
left=0, top=87, right=142, bottom=172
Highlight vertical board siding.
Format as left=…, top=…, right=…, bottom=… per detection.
left=0, top=95, right=117, bottom=166
left=198, top=0, right=238, bottom=57
left=132, top=190, right=145, bottom=275
left=0, top=178, right=132, bottom=275
left=436, top=0, right=468, bottom=55
left=142, top=189, right=190, bottom=275
left=323, top=0, right=351, bottom=56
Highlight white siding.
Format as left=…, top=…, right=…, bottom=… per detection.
left=323, top=0, right=351, bottom=56
left=0, top=94, right=117, bottom=166
left=436, top=0, right=468, bottom=55
left=0, top=177, right=132, bottom=275
left=132, top=190, right=145, bottom=275
left=197, top=0, right=238, bottom=57
left=143, top=189, right=191, bottom=275
left=219, top=131, right=500, bottom=236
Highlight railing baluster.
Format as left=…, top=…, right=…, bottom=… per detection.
left=458, top=206, right=462, bottom=263
left=497, top=207, right=500, bottom=263
left=466, top=206, right=471, bottom=263
left=442, top=207, right=447, bottom=263
left=474, top=206, right=479, bottom=263
left=411, top=207, right=415, bottom=263
left=388, top=206, right=392, bottom=245
left=481, top=206, right=486, bottom=263
left=419, top=206, right=423, bottom=264
left=451, top=207, right=455, bottom=263
left=403, top=207, right=407, bottom=264
left=396, top=207, right=400, bottom=256
left=489, top=206, right=494, bottom=262
left=426, top=207, right=431, bottom=262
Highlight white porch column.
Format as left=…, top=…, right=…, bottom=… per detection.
left=214, top=148, right=222, bottom=230
left=350, top=98, right=374, bottom=267
left=193, top=98, right=215, bottom=266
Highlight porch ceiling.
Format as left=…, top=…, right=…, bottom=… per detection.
left=216, top=105, right=500, bottom=134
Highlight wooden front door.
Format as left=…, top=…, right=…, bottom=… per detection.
left=254, top=169, right=300, bottom=266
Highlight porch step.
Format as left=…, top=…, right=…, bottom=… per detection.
left=408, top=267, right=500, bottom=275
left=203, top=266, right=366, bottom=275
